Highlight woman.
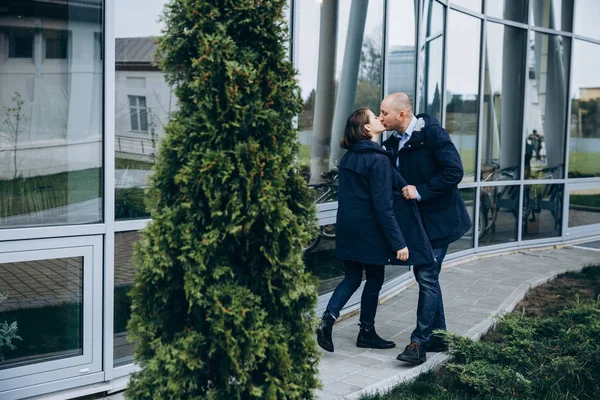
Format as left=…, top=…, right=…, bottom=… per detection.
left=317, top=108, right=408, bottom=353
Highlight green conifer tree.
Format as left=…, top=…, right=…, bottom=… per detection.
left=125, top=1, right=320, bottom=398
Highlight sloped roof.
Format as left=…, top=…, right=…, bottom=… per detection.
left=116, top=37, right=157, bottom=64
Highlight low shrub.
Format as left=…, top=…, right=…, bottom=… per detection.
left=439, top=298, right=600, bottom=399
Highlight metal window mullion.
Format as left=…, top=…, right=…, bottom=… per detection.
left=104, top=0, right=116, bottom=382
left=473, top=185, right=480, bottom=248
left=563, top=0, right=578, bottom=238
left=529, top=24, right=574, bottom=37
left=447, top=3, right=485, bottom=19
left=572, top=33, right=600, bottom=46
left=382, top=0, right=389, bottom=98
left=475, top=15, right=486, bottom=186
left=440, top=1, right=449, bottom=126
left=519, top=24, right=532, bottom=182
left=485, top=16, right=530, bottom=30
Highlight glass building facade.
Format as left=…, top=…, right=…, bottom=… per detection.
left=0, top=0, right=599, bottom=398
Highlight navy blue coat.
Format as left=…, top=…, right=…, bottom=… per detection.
left=335, top=140, right=435, bottom=267
left=336, top=140, right=406, bottom=266
left=382, top=114, right=472, bottom=249
left=389, top=167, right=435, bottom=267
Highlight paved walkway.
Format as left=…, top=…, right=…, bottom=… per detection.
left=315, top=243, right=600, bottom=399
left=101, top=242, right=600, bottom=400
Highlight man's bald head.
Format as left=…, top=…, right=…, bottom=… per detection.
left=379, top=92, right=414, bottom=132
left=383, top=92, right=413, bottom=114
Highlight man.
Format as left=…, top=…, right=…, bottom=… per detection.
left=379, top=92, right=472, bottom=364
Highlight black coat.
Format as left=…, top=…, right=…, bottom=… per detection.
left=335, top=140, right=405, bottom=266
left=382, top=113, right=472, bottom=249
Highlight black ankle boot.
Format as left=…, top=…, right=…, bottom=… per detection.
left=356, top=325, right=395, bottom=349
left=317, top=312, right=335, bottom=352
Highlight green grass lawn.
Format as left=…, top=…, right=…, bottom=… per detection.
left=568, top=151, right=600, bottom=178
left=0, top=168, right=102, bottom=218
left=570, top=194, right=600, bottom=208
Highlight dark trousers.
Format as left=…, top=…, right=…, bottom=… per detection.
left=411, top=246, right=448, bottom=344
left=325, top=260, right=385, bottom=329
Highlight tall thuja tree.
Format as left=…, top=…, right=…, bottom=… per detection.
left=125, top=1, right=320, bottom=399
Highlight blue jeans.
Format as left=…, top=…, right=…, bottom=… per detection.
left=325, top=260, right=385, bottom=329
left=411, top=246, right=448, bottom=344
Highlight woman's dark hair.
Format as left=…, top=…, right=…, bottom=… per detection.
left=340, top=107, right=372, bottom=149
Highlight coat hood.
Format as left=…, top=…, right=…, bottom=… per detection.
left=415, top=113, right=441, bottom=130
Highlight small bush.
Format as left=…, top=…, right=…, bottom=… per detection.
left=439, top=299, right=600, bottom=399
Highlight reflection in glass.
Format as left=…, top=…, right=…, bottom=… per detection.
left=568, top=189, right=600, bottom=228
left=115, top=0, right=173, bottom=220
left=0, top=2, right=103, bottom=229
left=448, top=188, right=475, bottom=253
left=418, top=1, right=444, bottom=120
left=297, top=0, right=384, bottom=185
left=530, top=0, right=573, bottom=32
left=0, top=258, right=83, bottom=369
left=486, top=0, right=528, bottom=23
left=387, top=0, right=416, bottom=100
left=450, top=0, right=482, bottom=13
left=574, top=0, right=600, bottom=41
left=481, top=22, right=527, bottom=182
left=426, top=0, right=444, bottom=37
left=304, top=225, right=409, bottom=294
left=525, top=31, right=569, bottom=180
left=569, top=40, right=600, bottom=178
left=445, top=10, right=480, bottom=182
left=114, top=231, right=138, bottom=367
left=522, top=184, right=563, bottom=240
left=478, top=184, right=519, bottom=246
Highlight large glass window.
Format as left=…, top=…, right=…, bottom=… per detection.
left=486, top=0, right=528, bottom=23
left=297, top=0, right=384, bottom=187
left=569, top=40, right=600, bottom=178
left=114, top=231, right=138, bottom=367
left=448, top=188, right=475, bottom=253
left=525, top=32, right=570, bottom=180
left=0, top=257, right=83, bottom=368
left=574, top=0, right=600, bottom=40
left=386, top=0, right=417, bottom=100
left=522, top=184, right=564, bottom=240
left=445, top=10, right=481, bottom=182
left=481, top=22, right=527, bottom=183
left=115, top=2, right=172, bottom=221
left=478, top=184, right=520, bottom=246
left=417, top=0, right=444, bottom=121
left=450, top=0, right=482, bottom=13
left=530, top=0, right=573, bottom=32
left=568, top=188, right=600, bottom=228
left=0, top=3, right=103, bottom=229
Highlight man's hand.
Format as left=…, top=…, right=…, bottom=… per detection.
left=402, top=185, right=418, bottom=200
left=396, top=247, right=409, bottom=261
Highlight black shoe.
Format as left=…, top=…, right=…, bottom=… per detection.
left=317, top=312, right=335, bottom=352
left=397, top=342, right=427, bottom=364
left=422, top=337, right=448, bottom=353
left=356, top=325, right=396, bottom=349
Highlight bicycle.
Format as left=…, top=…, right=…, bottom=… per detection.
left=304, top=169, right=338, bottom=253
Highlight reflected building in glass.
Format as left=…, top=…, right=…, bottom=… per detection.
left=1, top=0, right=600, bottom=398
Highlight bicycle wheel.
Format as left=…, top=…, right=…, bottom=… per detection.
left=320, top=224, right=336, bottom=239
left=303, top=229, right=322, bottom=253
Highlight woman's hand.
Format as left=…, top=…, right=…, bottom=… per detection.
left=396, top=247, right=409, bottom=261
